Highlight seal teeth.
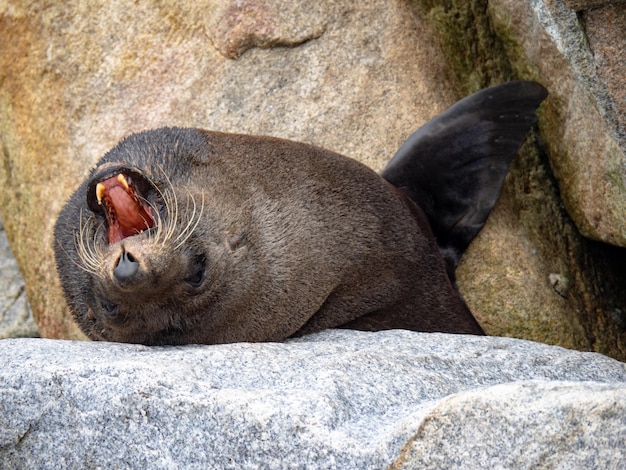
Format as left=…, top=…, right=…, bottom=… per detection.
left=117, top=173, right=130, bottom=191
left=96, top=182, right=106, bottom=205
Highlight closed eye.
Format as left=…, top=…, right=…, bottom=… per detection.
left=185, top=256, right=206, bottom=288
left=100, top=300, right=119, bottom=316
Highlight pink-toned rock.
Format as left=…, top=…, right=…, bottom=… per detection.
left=473, top=2, right=626, bottom=359
left=206, top=1, right=328, bottom=59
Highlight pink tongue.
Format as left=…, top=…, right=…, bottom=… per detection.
left=101, top=175, right=154, bottom=244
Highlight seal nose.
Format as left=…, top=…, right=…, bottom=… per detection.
left=114, top=251, right=139, bottom=282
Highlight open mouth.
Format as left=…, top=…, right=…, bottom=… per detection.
left=87, top=167, right=157, bottom=244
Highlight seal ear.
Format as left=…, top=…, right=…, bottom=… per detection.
left=382, top=80, right=547, bottom=272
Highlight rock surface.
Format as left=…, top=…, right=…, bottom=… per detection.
left=583, top=2, right=626, bottom=150
left=486, top=0, right=626, bottom=352
left=0, top=218, right=38, bottom=339
left=563, top=0, right=626, bottom=10
left=414, top=0, right=626, bottom=359
left=519, top=0, right=626, bottom=246
left=1, top=330, right=625, bottom=468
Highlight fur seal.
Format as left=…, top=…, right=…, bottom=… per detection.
left=54, top=80, right=547, bottom=345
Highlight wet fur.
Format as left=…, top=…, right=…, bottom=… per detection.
left=54, top=81, right=547, bottom=345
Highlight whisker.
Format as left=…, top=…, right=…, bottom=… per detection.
left=144, top=165, right=204, bottom=253
left=172, top=189, right=197, bottom=246
left=74, top=210, right=104, bottom=276
left=155, top=164, right=179, bottom=247
left=173, top=190, right=205, bottom=251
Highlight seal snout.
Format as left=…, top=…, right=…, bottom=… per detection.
left=114, top=250, right=140, bottom=283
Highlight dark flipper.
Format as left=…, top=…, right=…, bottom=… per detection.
left=382, top=80, right=548, bottom=271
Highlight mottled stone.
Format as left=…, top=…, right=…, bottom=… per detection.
left=1, top=330, right=625, bottom=468
left=395, top=381, right=626, bottom=469
left=583, top=3, right=626, bottom=146
left=487, top=0, right=626, bottom=353
left=414, top=0, right=625, bottom=245
left=0, top=218, right=38, bottom=339
left=501, top=0, right=626, bottom=246
left=563, top=0, right=626, bottom=10
left=206, top=1, right=329, bottom=59
left=457, top=188, right=591, bottom=352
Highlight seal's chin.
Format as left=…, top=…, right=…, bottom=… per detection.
left=86, top=166, right=158, bottom=244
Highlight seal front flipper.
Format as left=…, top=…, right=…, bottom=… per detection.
left=382, top=80, right=547, bottom=272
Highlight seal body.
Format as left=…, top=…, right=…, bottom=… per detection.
left=54, top=81, right=547, bottom=345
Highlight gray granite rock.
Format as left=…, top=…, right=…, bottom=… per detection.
left=0, top=218, right=38, bottom=339
left=397, top=381, right=626, bottom=469
left=1, top=330, right=624, bottom=468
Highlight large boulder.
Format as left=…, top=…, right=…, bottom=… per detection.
left=1, top=330, right=625, bottom=468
